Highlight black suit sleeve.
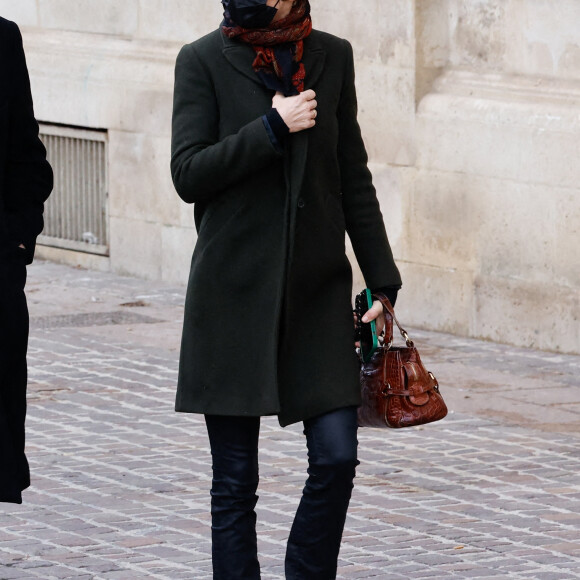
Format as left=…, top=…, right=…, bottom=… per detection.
left=4, top=22, right=53, bottom=264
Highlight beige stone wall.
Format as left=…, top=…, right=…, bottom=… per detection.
left=1, top=1, right=578, bottom=353
left=411, top=0, right=580, bottom=353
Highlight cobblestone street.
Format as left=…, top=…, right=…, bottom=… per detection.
left=1, top=262, right=579, bottom=579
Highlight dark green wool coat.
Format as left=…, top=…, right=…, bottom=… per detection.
left=171, top=28, right=402, bottom=426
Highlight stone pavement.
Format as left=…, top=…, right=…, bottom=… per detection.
left=1, top=261, right=579, bottom=580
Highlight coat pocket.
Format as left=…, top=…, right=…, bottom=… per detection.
left=196, top=192, right=247, bottom=249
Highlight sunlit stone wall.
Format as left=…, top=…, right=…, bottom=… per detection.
left=1, top=0, right=578, bottom=353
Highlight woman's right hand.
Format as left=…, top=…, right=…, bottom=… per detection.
left=272, top=90, right=317, bottom=133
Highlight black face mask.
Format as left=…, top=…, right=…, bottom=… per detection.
left=222, top=0, right=278, bottom=29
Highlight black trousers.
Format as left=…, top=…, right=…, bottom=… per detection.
left=205, top=406, right=359, bottom=580
left=0, top=256, right=30, bottom=504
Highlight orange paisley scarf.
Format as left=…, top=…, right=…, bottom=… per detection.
left=222, top=0, right=312, bottom=95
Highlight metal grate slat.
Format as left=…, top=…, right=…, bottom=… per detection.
left=38, top=124, right=109, bottom=256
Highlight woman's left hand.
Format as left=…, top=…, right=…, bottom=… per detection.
left=362, top=300, right=385, bottom=336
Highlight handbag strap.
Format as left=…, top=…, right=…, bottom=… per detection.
left=372, top=292, right=415, bottom=349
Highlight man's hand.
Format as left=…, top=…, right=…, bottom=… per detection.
left=272, top=90, right=317, bottom=133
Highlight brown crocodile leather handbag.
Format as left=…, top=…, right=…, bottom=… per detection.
left=357, top=293, right=448, bottom=428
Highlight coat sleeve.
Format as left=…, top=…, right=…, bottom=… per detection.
left=170, top=43, right=283, bottom=204
left=337, top=39, right=402, bottom=290
left=4, top=22, right=53, bottom=264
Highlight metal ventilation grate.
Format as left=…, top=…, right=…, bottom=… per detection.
left=38, top=124, right=109, bottom=255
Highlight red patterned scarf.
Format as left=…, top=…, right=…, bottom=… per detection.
left=222, top=0, right=313, bottom=95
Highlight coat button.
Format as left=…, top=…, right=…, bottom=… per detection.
left=297, top=198, right=305, bottom=208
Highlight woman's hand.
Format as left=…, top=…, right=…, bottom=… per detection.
left=272, top=90, right=317, bottom=133
left=353, top=300, right=386, bottom=348
left=362, top=300, right=385, bottom=336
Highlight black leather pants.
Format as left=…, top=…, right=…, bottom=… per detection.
left=205, top=406, right=358, bottom=579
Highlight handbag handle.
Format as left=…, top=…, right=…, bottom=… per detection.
left=372, top=292, right=415, bottom=349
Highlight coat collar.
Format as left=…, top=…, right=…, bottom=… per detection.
left=221, top=29, right=326, bottom=91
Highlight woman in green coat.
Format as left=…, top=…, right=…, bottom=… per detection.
left=171, top=0, right=401, bottom=577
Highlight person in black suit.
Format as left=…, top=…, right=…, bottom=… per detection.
left=0, top=16, right=53, bottom=504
